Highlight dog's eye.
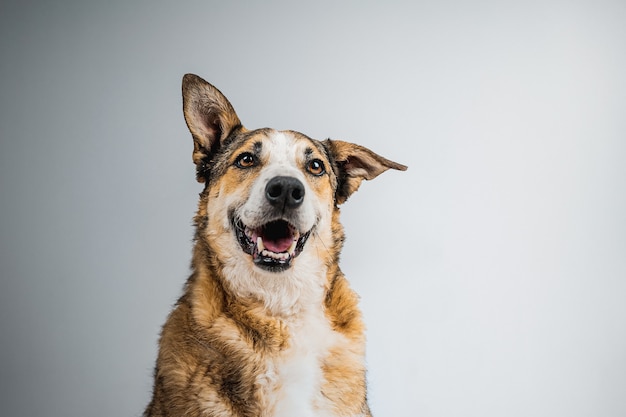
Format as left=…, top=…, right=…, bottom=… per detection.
left=235, top=153, right=257, bottom=168
left=307, top=159, right=326, bottom=176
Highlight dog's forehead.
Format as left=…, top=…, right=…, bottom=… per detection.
left=265, top=130, right=314, bottom=162
left=237, top=129, right=327, bottom=163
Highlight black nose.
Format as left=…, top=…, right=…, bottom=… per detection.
left=265, top=176, right=305, bottom=209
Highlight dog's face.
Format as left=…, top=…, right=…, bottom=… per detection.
left=182, top=74, right=406, bottom=310
left=206, top=128, right=337, bottom=273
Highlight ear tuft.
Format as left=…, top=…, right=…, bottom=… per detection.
left=325, top=139, right=407, bottom=204
left=182, top=74, right=243, bottom=180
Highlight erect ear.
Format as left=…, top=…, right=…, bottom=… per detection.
left=182, top=74, right=243, bottom=181
left=324, top=139, right=408, bottom=205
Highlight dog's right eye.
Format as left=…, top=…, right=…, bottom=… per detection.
left=235, top=153, right=257, bottom=168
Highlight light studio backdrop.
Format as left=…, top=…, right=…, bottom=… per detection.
left=1, top=1, right=625, bottom=416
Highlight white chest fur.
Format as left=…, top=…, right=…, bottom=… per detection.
left=262, top=306, right=339, bottom=417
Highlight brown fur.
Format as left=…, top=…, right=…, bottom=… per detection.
left=144, top=74, right=406, bottom=417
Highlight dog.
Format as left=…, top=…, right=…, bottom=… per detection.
left=144, top=74, right=407, bottom=417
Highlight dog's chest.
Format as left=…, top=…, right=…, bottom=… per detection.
left=258, top=308, right=339, bottom=417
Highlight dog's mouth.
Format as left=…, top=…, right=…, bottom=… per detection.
left=234, top=218, right=312, bottom=271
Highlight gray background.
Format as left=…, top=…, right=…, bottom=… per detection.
left=1, top=1, right=625, bottom=416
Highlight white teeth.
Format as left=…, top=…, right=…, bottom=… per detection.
left=288, top=240, right=297, bottom=255
left=257, top=237, right=265, bottom=252
left=260, top=249, right=290, bottom=260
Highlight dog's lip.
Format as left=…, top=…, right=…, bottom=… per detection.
left=233, top=217, right=312, bottom=271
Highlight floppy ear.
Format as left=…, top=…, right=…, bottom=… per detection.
left=325, top=139, right=407, bottom=205
left=182, top=74, right=243, bottom=181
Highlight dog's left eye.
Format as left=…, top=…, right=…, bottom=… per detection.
left=306, top=159, right=326, bottom=176
left=235, top=153, right=257, bottom=168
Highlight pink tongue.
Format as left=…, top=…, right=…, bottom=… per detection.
left=264, top=236, right=294, bottom=253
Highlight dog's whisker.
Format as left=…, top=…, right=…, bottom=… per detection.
left=313, top=230, right=332, bottom=259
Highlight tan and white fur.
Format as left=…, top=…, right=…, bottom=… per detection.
left=144, top=74, right=407, bottom=417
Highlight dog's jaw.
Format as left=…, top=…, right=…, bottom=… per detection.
left=219, top=231, right=331, bottom=316
left=221, top=213, right=330, bottom=316
left=199, top=194, right=332, bottom=315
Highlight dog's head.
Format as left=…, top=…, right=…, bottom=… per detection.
left=182, top=74, right=406, bottom=309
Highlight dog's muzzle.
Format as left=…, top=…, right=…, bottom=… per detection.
left=233, top=176, right=312, bottom=272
